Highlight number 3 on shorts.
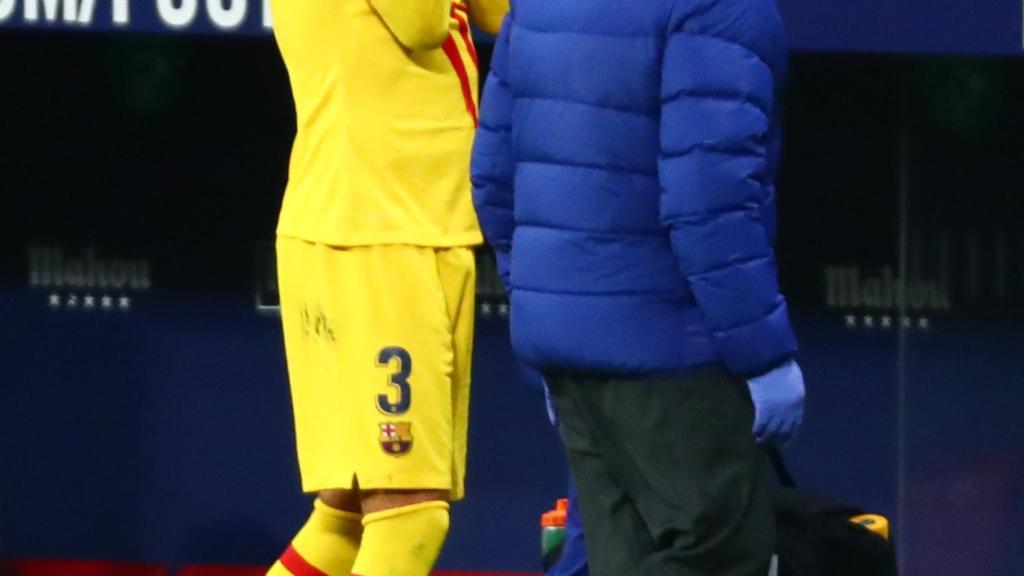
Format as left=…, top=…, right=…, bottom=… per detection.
left=376, top=347, right=412, bottom=415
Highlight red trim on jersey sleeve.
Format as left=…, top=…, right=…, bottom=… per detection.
left=449, top=9, right=479, bottom=68
left=442, top=36, right=480, bottom=127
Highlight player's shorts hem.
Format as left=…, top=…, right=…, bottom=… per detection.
left=301, top=474, right=458, bottom=496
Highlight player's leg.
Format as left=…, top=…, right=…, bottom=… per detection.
left=347, top=246, right=475, bottom=576
left=270, top=238, right=365, bottom=576
left=268, top=490, right=363, bottom=576
left=348, top=489, right=452, bottom=576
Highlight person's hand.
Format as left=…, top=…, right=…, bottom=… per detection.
left=747, top=360, right=805, bottom=446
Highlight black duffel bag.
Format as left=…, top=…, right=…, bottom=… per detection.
left=768, top=448, right=899, bottom=576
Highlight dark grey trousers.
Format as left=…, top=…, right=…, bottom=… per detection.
left=546, top=367, right=774, bottom=576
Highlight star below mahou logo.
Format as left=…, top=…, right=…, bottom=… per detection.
left=379, top=422, right=414, bottom=456
left=29, top=246, right=151, bottom=314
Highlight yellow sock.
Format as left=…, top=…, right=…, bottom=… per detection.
left=267, top=499, right=362, bottom=576
left=350, top=501, right=450, bottom=576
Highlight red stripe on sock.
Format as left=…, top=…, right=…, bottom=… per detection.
left=279, top=545, right=329, bottom=576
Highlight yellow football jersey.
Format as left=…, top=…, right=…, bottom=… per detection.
left=271, top=0, right=508, bottom=247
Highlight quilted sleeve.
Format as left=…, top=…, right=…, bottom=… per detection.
left=658, top=6, right=798, bottom=375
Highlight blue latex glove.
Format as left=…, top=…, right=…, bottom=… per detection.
left=747, top=360, right=806, bottom=446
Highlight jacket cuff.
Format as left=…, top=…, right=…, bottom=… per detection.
left=712, top=299, right=798, bottom=376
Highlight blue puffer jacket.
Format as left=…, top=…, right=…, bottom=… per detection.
left=472, top=0, right=798, bottom=376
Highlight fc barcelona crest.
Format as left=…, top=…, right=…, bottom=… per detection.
left=379, top=422, right=414, bottom=456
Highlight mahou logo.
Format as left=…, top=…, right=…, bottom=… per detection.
left=29, top=246, right=152, bottom=312
left=824, top=265, right=950, bottom=331
left=825, top=266, right=951, bottom=311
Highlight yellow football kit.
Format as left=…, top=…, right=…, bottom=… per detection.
left=270, top=0, right=507, bottom=501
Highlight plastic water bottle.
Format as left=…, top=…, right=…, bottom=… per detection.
left=541, top=498, right=569, bottom=571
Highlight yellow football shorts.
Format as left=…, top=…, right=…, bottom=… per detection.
left=276, top=236, right=476, bottom=501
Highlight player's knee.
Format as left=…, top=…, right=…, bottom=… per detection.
left=360, top=491, right=451, bottom=547
left=360, top=489, right=449, bottom=515
left=319, top=488, right=362, bottom=514
left=367, top=499, right=449, bottom=531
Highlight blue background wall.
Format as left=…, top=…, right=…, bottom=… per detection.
left=776, top=0, right=1023, bottom=54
